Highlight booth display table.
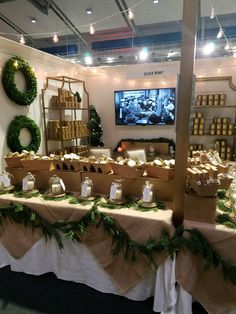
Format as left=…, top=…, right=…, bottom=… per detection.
left=176, top=219, right=236, bottom=314
left=0, top=194, right=177, bottom=313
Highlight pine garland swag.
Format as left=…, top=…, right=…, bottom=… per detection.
left=1, top=201, right=236, bottom=284
left=2, top=56, right=37, bottom=106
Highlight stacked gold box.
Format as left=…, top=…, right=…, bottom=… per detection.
left=189, top=144, right=204, bottom=157
left=50, top=89, right=81, bottom=109
left=195, top=94, right=226, bottom=107
left=209, top=117, right=234, bottom=135
left=191, top=112, right=204, bottom=135
left=215, top=139, right=232, bottom=160
left=49, top=145, right=89, bottom=156
left=47, top=120, right=89, bottom=140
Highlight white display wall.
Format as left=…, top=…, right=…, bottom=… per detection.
left=0, top=35, right=236, bottom=173
left=0, top=36, right=85, bottom=171
left=85, top=57, right=236, bottom=151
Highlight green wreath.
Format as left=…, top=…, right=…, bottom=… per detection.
left=2, top=56, right=37, bottom=106
left=7, top=115, right=41, bottom=153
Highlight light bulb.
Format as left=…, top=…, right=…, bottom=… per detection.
left=217, top=28, right=223, bottom=39
left=13, top=60, right=18, bottom=68
left=89, top=24, right=95, bottom=35
left=224, top=43, right=230, bottom=51
left=210, top=7, right=215, bottom=19
left=85, top=55, right=93, bottom=65
left=128, top=8, right=134, bottom=20
left=52, top=33, right=59, bottom=43
left=203, top=42, right=215, bottom=55
left=153, top=0, right=159, bottom=3
left=19, top=35, right=25, bottom=45
left=139, top=48, right=148, bottom=60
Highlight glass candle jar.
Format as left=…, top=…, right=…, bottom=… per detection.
left=109, top=179, right=123, bottom=201
left=22, top=172, right=35, bottom=191
left=49, top=174, right=63, bottom=195
left=0, top=171, right=12, bottom=188
left=81, top=177, right=93, bottom=198
left=142, top=181, right=155, bottom=203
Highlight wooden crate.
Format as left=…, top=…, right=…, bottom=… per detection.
left=110, top=163, right=145, bottom=178
left=4, top=157, right=23, bottom=168
left=21, top=159, right=54, bottom=171
left=146, top=165, right=174, bottom=181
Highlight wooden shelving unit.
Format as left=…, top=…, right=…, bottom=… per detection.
left=42, top=76, right=90, bottom=156
left=190, top=76, right=236, bottom=160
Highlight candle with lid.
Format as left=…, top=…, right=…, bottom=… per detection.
left=110, top=179, right=123, bottom=201
left=81, top=176, right=93, bottom=198
left=49, top=174, right=63, bottom=195
left=22, top=172, right=35, bottom=191
left=142, top=181, right=155, bottom=203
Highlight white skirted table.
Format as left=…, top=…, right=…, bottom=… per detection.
left=0, top=194, right=181, bottom=313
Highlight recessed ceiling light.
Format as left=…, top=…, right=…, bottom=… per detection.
left=153, top=0, right=159, bottom=3
left=86, top=9, right=93, bottom=15
left=31, top=17, right=37, bottom=23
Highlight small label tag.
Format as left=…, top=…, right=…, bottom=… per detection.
left=22, top=177, right=28, bottom=191
left=2, top=175, right=11, bottom=187
left=110, top=185, right=117, bottom=200
left=59, top=179, right=66, bottom=191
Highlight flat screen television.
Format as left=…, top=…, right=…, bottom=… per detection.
left=114, top=88, right=176, bottom=125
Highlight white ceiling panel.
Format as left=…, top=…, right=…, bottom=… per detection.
left=0, top=0, right=72, bottom=39
left=125, top=0, right=183, bottom=25
left=54, top=0, right=126, bottom=33
left=201, top=0, right=236, bottom=17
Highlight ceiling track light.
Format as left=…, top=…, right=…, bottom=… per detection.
left=89, top=23, right=95, bottom=35
left=52, top=33, right=59, bottom=43
left=86, top=8, right=93, bottom=15
left=128, top=8, right=134, bottom=20
left=217, top=28, right=223, bottom=39
left=19, top=34, right=25, bottom=45
left=210, top=7, right=215, bottom=19
left=31, top=17, right=37, bottom=23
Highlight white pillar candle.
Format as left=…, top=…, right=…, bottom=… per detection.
left=115, top=190, right=122, bottom=200
left=52, top=184, right=61, bottom=194
left=27, top=181, right=35, bottom=191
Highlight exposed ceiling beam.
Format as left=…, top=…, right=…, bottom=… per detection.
left=27, top=0, right=50, bottom=15
left=49, top=0, right=90, bottom=48
left=0, top=12, right=34, bottom=43
left=114, top=0, right=137, bottom=35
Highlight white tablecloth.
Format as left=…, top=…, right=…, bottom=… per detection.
left=0, top=237, right=180, bottom=313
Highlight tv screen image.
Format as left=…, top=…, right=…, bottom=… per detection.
left=114, top=88, right=176, bottom=126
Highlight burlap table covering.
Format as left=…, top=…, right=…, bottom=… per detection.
left=0, top=194, right=174, bottom=292
left=176, top=219, right=236, bottom=314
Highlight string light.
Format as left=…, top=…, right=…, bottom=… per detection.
left=210, top=7, right=215, bottom=19
left=13, top=60, right=18, bottom=68
left=128, top=8, right=134, bottom=20
left=216, top=28, right=223, bottom=39
left=19, top=35, right=25, bottom=45
left=52, top=33, right=59, bottom=43
left=224, top=43, right=230, bottom=51
left=89, top=24, right=95, bottom=35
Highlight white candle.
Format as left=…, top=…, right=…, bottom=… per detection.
left=52, top=184, right=61, bottom=194
left=115, top=190, right=122, bottom=200
left=27, top=181, right=34, bottom=191
left=81, top=184, right=92, bottom=197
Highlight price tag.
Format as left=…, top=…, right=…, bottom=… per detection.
left=110, top=185, right=117, bottom=200
left=142, top=187, right=151, bottom=202
left=22, top=177, right=28, bottom=191
left=59, top=179, right=66, bottom=191
left=2, top=174, right=11, bottom=187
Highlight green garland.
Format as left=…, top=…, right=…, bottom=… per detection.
left=7, top=115, right=41, bottom=153
left=1, top=199, right=236, bottom=283
left=2, top=56, right=37, bottom=106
